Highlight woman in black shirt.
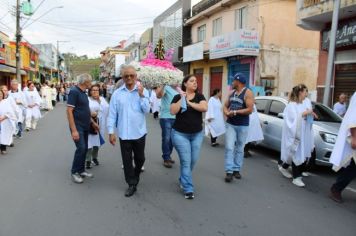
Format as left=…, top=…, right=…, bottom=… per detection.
left=170, top=74, right=207, bottom=200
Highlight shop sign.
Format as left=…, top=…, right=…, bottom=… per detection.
left=210, top=30, right=259, bottom=60
left=183, top=42, right=204, bottom=62
left=322, top=20, right=356, bottom=50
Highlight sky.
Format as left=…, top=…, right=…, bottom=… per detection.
left=0, top=0, right=201, bottom=58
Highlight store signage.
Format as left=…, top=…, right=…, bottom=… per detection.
left=210, top=30, right=259, bottom=60
left=322, top=20, right=356, bottom=50
left=183, top=42, right=204, bottom=62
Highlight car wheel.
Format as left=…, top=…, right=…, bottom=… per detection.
left=306, top=150, right=316, bottom=171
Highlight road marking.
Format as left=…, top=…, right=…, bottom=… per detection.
left=346, top=187, right=356, bottom=193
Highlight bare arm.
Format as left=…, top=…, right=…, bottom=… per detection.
left=66, top=107, right=79, bottom=141
left=170, top=96, right=182, bottom=115
left=187, top=100, right=208, bottom=112
left=223, top=96, right=233, bottom=117
left=156, top=85, right=165, bottom=99
left=236, top=90, right=254, bottom=116
left=351, top=127, right=356, bottom=149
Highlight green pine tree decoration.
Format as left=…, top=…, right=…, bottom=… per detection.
left=154, top=38, right=165, bottom=60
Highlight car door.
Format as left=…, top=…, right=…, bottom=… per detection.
left=262, top=100, right=286, bottom=151
left=255, top=99, right=270, bottom=147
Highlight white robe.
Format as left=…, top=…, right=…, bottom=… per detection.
left=0, top=99, right=17, bottom=145
left=330, top=92, right=356, bottom=171
left=303, top=97, right=314, bottom=158
left=25, top=90, right=42, bottom=120
left=150, top=90, right=161, bottom=113
left=246, top=105, right=264, bottom=143
left=41, top=86, right=53, bottom=110
left=8, top=90, right=27, bottom=123
left=281, top=102, right=307, bottom=166
left=88, top=97, right=109, bottom=149
left=205, top=96, right=226, bottom=138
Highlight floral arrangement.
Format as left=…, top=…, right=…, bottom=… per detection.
left=130, top=40, right=184, bottom=88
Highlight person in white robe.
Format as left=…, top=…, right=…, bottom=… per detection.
left=24, top=82, right=42, bottom=131
left=244, top=104, right=264, bottom=157
left=41, top=82, right=53, bottom=110
left=86, top=84, right=109, bottom=169
left=333, top=93, right=347, bottom=117
left=329, top=92, right=356, bottom=203
left=279, top=84, right=313, bottom=187
left=9, top=80, right=27, bottom=138
left=1, top=85, right=19, bottom=138
left=205, top=89, right=225, bottom=146
left=150, top=88, right=161, bottom=119
left=0, top=90, right=17, bottom=154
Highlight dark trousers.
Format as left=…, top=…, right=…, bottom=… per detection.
left=332, top=160, right=356, bottom=193
left=211, top=135, right=217, bottom=144
left=278, top=160, right=306, bottom=178
left=17, top=122, right=23, bottom=137
left=52, top=100, right=56, bottom=107
left=153, top=111, right=159, bottom=119
left=71, top=129, right=88, bottom=174
left=0, top=144, right=6, bottom=152
left=119, top=135, right=146, bottom=186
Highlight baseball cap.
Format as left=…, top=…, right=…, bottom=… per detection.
left=232, top=73, right=247, bottom=84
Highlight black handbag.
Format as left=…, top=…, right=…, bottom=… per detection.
left=89, top=117, right=99, bottom=135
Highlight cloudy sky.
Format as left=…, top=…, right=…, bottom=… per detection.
left=0, top=0, right=201, bottom=58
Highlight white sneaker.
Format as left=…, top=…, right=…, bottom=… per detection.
left=302, top=172, right=309, bottom=177
left=80, top=171, right=93, bottom=178
left=278, top=166, right=292, bottom=179
left=292, top=177, right=305, bottom=187
left=71, top=173, right=84, bottom=184
left=141, top=166, right=145, bottom=172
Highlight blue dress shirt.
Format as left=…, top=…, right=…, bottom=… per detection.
left=107, top=84, right=150, bottom=140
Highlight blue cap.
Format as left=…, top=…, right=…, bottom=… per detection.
left=232, top=73, right=247, bottom=84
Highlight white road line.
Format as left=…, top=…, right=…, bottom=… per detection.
left=346, top=187, right=356, bottom=193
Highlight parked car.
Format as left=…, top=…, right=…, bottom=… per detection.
left=254, top=96, right=341, bottom=168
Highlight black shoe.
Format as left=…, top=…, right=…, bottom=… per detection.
left=92, top=159, right=99, bottom=166
left=244, top=151, right=252, bottom=158
left=9, top=143, right=14, bottom=147
left=184, top=192, right=194, bottom=200
left=163, top=160, right=172, bottom=168
left=233, top=171, right=241, bottom=179
left=125, top=185, right=137, bottom=197
left=225, top=173, right=233, bottom=183
left=86, top=161, right=92, bottom=169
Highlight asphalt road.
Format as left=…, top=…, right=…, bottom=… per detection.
left=0, top=104, right=355, bottom=236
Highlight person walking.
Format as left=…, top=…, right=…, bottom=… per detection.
left=223, top=73, right=254, bottom=182
left=170, top=74, right=208, bottom=199
left=66, top=73, right=95, bottom=184
left=205, top=88, right=225, bottom=146
left=85, top=84, right=109, bottom=169
left=333, top=93, right=347, bottom=117
left=279, top=84, right=313, bottom=187
left=150, top=88, right=161, bottom=119
left=329, top=92, right=356, bottom=203
left=0, top=90, right=17, bottom=154
left=244, top=104, right=264, bottom=157
left=41, top=81, right=53, bottom=110
left=107, top=65, right=150, bottom=197
left=50, top=84, right=57, bottom=107
left=156, top=84, right=178, bottom=168
left=24, top=82, right=42, bottom=131
left=9, top=80, right=27, bottom=138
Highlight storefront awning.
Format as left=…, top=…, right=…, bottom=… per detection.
left=0, top=64, right=27, bottom=75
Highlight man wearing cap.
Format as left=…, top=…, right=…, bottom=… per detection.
left=223, top=73, right=254, bottom=182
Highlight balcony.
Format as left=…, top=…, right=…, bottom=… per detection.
left=192, top=0, right=222, bottom=16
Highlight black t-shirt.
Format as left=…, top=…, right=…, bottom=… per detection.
left=67, top=86, right=91, bottom=131
left=171, top=93, right=206, bottom=133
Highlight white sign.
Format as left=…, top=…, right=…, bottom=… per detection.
left=210, top=30, right=259, bottom=59
left=183, top=42, right=204, bottom=62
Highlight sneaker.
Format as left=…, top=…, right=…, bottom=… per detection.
left=329, top=187, right=343, bottom=203
left=163, top=160, right=172, bottom=168
left=302, top=172, right=309, bottom=177
left=184, top=192, right=194, bottom=200
left=71, top=173, right=84, bottom=184
left=125, top=185, right=137, bottom=197
left=80, top=171, right=94, bottom=178
left=25, top=128, right=30, bottom=132
left=92, top=159, right=99, bottom=166
left=168, top=159, right=175, bottom=164
left=244, top=151, right=252, bottom=158
left=211, top=143, right=219, bottom=147
left=141, top=166, right=145, bottom=172
left=233, top=171, right=241, bottom=179
left=9, top=143, right=14, bottom=147
left=86, top=161, right=92, bottom=169
left=278, top=166, right=292, bottom=179
left=225, top=173, right=233, bottom=183
left=292, top=177, right=305, bottom=187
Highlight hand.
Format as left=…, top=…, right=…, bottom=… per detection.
left=207, top=118, right=213, bottom=122
left=137, top=84, right=144, bottom=97
left=226, top=110, right=235, bottom=117
left=0, top=115, right=6, bottom=122
left=92, top=122, right=99, bottom=132
left=71, top=130, right=80, bottom=141
left=109, top=134, right=117, bottom=146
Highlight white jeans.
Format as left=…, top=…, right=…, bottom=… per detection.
left=26, top=118, right=38, bottom=130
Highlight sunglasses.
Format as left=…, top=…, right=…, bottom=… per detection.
left=124, top=74, right=136, bottom=78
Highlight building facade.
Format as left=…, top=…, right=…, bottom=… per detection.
left=33, top=44, right=57, bottom=83
left=184, top=0, right=320, bottom=100
left=100, top=41, right=129, bottom=81
left=140, top=28, right=153, bottom=60
left=297, top=0, right=356, bottom=104
left=0, top=32, right=18, bottom=87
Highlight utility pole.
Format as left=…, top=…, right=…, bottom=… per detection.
left=57, top=40, right=69, bottom=83
left=323, top=0, right=340, bottom=106
left=15, top=0, right=22, bottom=83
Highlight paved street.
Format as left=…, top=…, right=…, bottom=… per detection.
left=0, top=104, right=355, bottom=236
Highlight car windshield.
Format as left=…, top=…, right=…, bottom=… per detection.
left=312, top=103, right=342, bottom=123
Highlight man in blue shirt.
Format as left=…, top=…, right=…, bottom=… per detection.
left=156, top=85, right=178, bottom=168
left=107, top=64, right=150, bottom=197
left=67, top=73, right=96, bottom=184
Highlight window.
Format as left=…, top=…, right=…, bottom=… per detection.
left=269, top=101, right=285, bottom=117
left=235, top=7, right=248, bottom=29
left=212, top=17, right=222, bottom=36
left=255, top=99, right=269, bottom=113
left=197, top=24, right=206, bottom=42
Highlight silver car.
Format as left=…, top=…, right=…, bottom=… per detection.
left=254, top=96, right=341, bottom=168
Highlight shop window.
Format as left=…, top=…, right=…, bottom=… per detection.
left=261, top=77, right=275, bottom=95
left=197, top=24, right=206, bottom=42
left=235, top=7, right=248, bottom=30
left=212, top=17, right=222, bottom=37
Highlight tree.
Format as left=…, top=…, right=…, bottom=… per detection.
left=90, top=67, right=100, bottom=81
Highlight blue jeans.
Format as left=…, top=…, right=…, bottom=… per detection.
left=172, top=129, right=204, bottom=193
left=71, top=129, right=88, bottom=174
left=224, top=123, right=249, bottom=173
left=159, top=118, right=175, bottom=161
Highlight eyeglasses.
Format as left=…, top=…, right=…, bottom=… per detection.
left=124, top=74, right=136, bottom=78
left=91, top=89, right=99, bottom=91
